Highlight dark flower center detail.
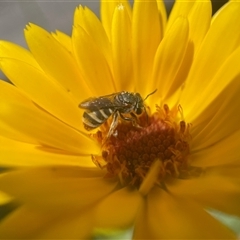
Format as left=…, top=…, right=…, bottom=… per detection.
left=93, top=105, right=191, bottom=188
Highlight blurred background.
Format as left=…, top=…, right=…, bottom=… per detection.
left=0, top=0, right=228, bottom=80
left=0, top=0, right=228, bottom=48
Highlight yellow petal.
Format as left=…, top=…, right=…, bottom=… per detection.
left=74, top=5, right=112, bottom=69
left=133, top=187, right=236, bottom=239
left=191, top=75, right=240, bottom=151
left=100, top=0, right=132, bottom=41
left=139, top=160, right=163, bottom=196
left=0, top=118, right=38, bottom=145
left=0, top=191, right=13, bottom=205
left=132, top=0, right=161, bottom=96
left=24, top=23, right=91, bottom=102
left=166, top=0, right=195, bottom=32
left=157, top=0, right=167, bottom=36
left=150, top=17, right=189, bottom=105
left=187, top=44, right=240, bottom=123
left=0, top=40, right=39, bottom=69
left=72, top=25, right=115, bottom=95
left=190, top=130, right=240, bottom=167
left=167, top=0, right=211, bottom=52
left=52, top=30, right=73, bottom=53
left=0, top=81, right=99, bottom=154
left=168, top=166, right=240, bottom=217
left=0, top=136, right=95, bottom=167
left=0, top=58, right=84, bottom=132
left=163, top=0, right=211, bottom=102
left=95, top=187, right=143, bottom=229
left=162, top=41, right=194, bottom=108
left=181, top=1, right=240, bottom=115
left=36, top=208, right=95, bottom=239
left=112, top=4, right=133, bottom=91
left=0, top=204, right=94, bottom=239
left=187, top=0, right=211, bottom=52
left=0, top=167, right=116, bottom=210
left=0, top=205, right=59, bottom=239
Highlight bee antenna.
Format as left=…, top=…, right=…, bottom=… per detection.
left=143, top=89, right=157, bottom=125
left=143, top=89, right=157, bottom=101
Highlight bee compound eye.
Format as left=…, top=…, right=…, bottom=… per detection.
left=136, top=108, right=143, bottom=115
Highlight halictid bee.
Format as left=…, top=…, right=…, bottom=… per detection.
left=79, top=89, right=157, bottom=138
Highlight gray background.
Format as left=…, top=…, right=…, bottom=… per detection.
left=0, top=0, right=227, bottom=81
left=0, top=1, right=101, bottom=80
left=0, top=1, right=100, bottom=47
left=0, top=0, right=227, bottom=47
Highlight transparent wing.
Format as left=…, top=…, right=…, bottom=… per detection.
left=79, top=93, right=120, bottom=111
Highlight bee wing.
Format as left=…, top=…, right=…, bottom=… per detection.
left=79, top=93, right=120, bottom=111
left=79, top=98, right=112, bottom=110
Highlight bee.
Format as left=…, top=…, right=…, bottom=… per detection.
left=79, top=89, right=157, bottom=138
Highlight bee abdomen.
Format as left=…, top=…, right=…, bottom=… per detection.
left=82, top=109, right=113, bottom=130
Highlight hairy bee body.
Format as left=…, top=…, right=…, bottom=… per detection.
left=79, top=90, right=156, bottom=137
left=81, top=98, right=115, bottom=130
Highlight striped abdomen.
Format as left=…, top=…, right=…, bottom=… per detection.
left=82, top=108, right=114, bottom=130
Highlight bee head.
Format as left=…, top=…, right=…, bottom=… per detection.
left=134, top=93, right=144, bottom=115
left=136, top=107, right=143, bottom=115
left=135, top=89, right=157, bottom=117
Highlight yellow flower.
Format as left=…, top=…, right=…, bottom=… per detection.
left=0, top=0, right=240, bottom=238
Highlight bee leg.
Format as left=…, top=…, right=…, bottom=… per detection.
left=144, top=106, right=149, bottom=124
left=130, top=112, right=142, bottom=128
left=107, top=112, right=119, bottom=138
left=119, top=113, right=141, bottom=128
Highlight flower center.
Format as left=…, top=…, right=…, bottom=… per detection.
left=92, top=104, right=191, bottom=189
